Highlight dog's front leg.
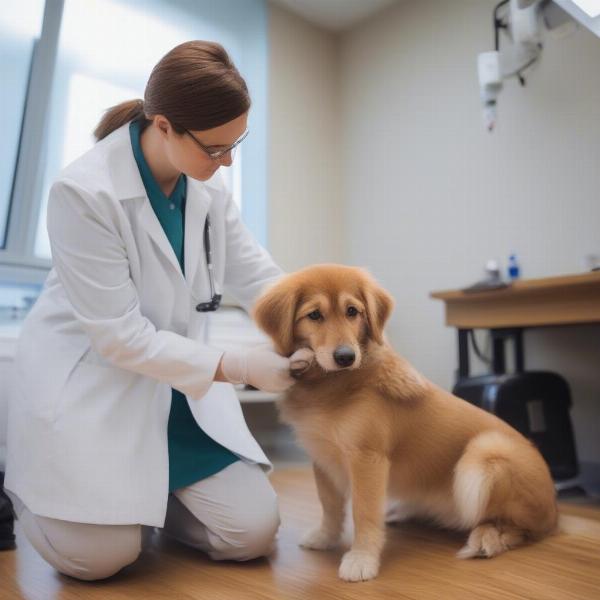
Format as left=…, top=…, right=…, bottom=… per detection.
left=300, top=462, right=347, bottom=550
left=339, top=452, right=389, bottom=582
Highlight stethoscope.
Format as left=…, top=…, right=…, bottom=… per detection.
left=195, top=214, right=222, bottom=312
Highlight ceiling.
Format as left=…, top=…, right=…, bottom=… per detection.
left=269, top=0, right=401, bottom=32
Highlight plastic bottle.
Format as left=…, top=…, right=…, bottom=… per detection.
left=507, top=254, right=520, bottom=280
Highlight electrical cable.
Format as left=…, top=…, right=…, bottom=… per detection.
left=469, top=330, right=492, bottom=365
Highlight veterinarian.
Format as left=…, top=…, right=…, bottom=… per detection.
left=4, top=41, right=302, bottom=581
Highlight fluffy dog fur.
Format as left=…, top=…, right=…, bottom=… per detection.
left=252, top=264, right=558, bottom=582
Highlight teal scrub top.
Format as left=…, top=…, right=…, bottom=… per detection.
left=129, top=119, right=239, bottom=492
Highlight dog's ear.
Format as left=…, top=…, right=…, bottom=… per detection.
left=361, top=278, right=394, bottom=345
left=252, top=279, right=298, bottom=356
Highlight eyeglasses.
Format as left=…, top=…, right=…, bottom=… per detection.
left=184, top=128, right=249, bottom=161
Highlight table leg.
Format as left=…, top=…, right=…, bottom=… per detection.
left=491, top=329, right=506, bottom=374
left=458, top=329, right=470, bottom=380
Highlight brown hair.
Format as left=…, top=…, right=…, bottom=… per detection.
left=94, top=40, right=250, bottom=141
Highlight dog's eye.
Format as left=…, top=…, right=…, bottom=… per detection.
left=347, top=306, right=359, bottom=317
left=307, top=310, right=322, bottom=321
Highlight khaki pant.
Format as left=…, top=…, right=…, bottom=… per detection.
left=8, top=461, right=280, bottom=581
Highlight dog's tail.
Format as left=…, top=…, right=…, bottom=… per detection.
left=453, top=431, right=502, bottom=528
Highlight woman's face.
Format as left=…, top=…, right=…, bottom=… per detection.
left=161, top=112, right=248, bottom=181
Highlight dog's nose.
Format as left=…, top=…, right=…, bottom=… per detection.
left=334, top=346, right=355, bottom=368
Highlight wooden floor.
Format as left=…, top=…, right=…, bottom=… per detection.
left=2, top=467, right=600, bottom=600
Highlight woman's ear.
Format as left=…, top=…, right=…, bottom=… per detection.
left=361, top=279, right=394, bottom=345
left=252, top=279, right=298, bottom=356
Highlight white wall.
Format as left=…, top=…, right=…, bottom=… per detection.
left=339, top=0, right=600, bottom=463
left=267, top=1, right=343, bottom=271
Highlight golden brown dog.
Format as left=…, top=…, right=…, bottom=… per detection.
left=252, top=264, right=557, bottom=582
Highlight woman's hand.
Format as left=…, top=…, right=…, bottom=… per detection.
left=219, top=345, right=314, bottom=393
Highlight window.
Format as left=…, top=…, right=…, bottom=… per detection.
left=0, top=0, right=45, bottom=248
left=0, top=0, right=268, bottom=283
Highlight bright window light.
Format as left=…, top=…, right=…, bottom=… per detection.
left=62, top=74, right=139, bottom=167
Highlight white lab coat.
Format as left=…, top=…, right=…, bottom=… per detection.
left=4, top=123, right=282, bottom=526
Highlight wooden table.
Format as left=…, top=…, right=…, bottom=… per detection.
left=430, top=271, right=600, bottom=379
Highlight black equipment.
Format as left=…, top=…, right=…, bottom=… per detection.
left=453, top=371, right=578, bottom=480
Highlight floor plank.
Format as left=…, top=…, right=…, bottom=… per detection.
left=1, top=467, right=599, bottom=599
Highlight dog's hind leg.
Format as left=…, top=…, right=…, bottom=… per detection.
left=454, top=453, right=530, bottom=559
left=452, top=431, right=556, bottom=559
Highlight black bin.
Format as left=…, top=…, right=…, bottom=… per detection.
left=453, top=371, right=578, bottom=481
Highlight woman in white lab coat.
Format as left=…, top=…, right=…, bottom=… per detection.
left=4, top=41, right=305, bottom=581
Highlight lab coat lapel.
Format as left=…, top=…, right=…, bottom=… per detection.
left=184, top=180, right=212, bottom=289
left=138, top=199, right=184, bottom=277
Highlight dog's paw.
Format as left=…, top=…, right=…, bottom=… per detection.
left=338, top=550, right=380, bottom=582
left=299, top=527, right=340, bottom=550
left=457, top=523, right=524, bottom=559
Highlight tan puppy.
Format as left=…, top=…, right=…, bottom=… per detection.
left=252, top=264, right=557, bottom=582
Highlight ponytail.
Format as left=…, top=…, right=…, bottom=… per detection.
left=94, top=99, right=147, bottom=141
